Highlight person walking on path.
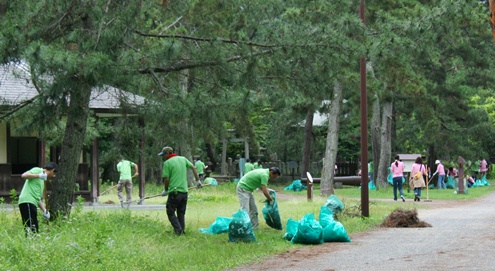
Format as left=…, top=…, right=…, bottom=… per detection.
left=158, top=146, right=201, bottom=236
left=390, top=155, right=406, bottom=202
left=432, top=160, right=446, bottom=189
left=116, top=156, right=139, bottom=208
left=236, top=167, right=280, bottom=229
left=195, top=158, right=207, bottom=182
left=479, top=158, right=488, bottom=179
left=409, top=157, right=426, bottom=202
left=18, top=162, right=58, bottom=235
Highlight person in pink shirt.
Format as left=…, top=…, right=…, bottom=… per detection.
left=479, top=159, right=488, bottom=179
left=409, top=157, right=426, bottom=201
left=390, top=155, right=406, bottom=202
left=432, top=160, right=446, bottom=189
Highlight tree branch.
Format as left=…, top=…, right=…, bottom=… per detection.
left=138, top=48, right=276, bottom=74
left=134, top=30, right=281, bottom=48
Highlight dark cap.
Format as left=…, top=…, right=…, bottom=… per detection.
left=158, top=146, right=174, bottom=156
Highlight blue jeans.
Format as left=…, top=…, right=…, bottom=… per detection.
left=414, top=187, right=422, bottom=198
left=437, top=174, right=446, bottom=189
left=392, top=177, right=404, bottom=201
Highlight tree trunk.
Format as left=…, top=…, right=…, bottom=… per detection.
left=301, top=108, right=314, bottom=178
left=376, top=100, right=393, bottom=189
left=321, top=81, right=343, bottom=196
left=48, top=83, right=91, bottom=219
left=371, top=96, right=381, bottom=189
left=178, top=68, right=195, bottom=187
left=205, top=142, right=217, bottom=172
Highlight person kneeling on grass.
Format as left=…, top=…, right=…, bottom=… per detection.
left=18, top=162, right=58, bottom=236
left=236, top=167, right=280, bottom=230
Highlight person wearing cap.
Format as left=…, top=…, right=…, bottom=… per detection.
left=18, top=162, right=58, bottom=235
left=116, top=156, right=139, bottom=208
left=158, top=146, right=200, bottom=235
left=432, top=160, right=446, bottom=189
left=236, top=167, right=280, bottom=229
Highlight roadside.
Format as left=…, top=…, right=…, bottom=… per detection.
left=228, top=190, right=495, bottom=271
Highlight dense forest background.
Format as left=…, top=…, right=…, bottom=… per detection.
left=1, top=0, right=495, bottom=216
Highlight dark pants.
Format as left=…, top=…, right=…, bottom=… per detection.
left=19, top=203, right=38, bottom=235
left=166, top=192, right=188, bottom=235
left=392, top=177, right=404, bottom=201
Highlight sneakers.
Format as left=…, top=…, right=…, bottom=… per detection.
left=120, top=201, right=125, bottom=208
left=401, top=195, right=405, bottom=202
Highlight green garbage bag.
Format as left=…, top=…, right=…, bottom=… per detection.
left=262, top=190, right=282, bottom=230
left=283, top=179, right=307, bottom=192
left=291, top=213, right=323, bottom=245
left=228, top=209, right=256, bottom=243
left=319, top=205, right=334, bottom=229
left=446, top=176, right=455, bottom=189
left=199, top=216, right=232, bottom=234
left=282, top=218, right=299, bottom=241
left=322, top=221, right=351, bottom=242
left=325, top=195, right=344, bottom=215
left=203, top=177, right=218, bottom=186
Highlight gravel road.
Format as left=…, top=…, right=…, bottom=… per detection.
left=229, top=191, right=495, bottom=271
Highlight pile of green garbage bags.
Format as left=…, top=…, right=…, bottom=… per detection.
left=283, top=195, right=351, bottom=245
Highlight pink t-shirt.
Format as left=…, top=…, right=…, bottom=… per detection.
left=390, top=161, right=405, bottom=178
left=436, top=163, right=445, bottom=175
left=410, top=163, right=426, bottom=177
left=480, top=160, right=488, bottom=173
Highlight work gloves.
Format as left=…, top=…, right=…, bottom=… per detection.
left=42, top=210, right=50, bottom=220
left=39, top=173, right=47, bottom=180
left=196, top=182, right=203, bottom=189
left=160, top=190, right=168, bottom=197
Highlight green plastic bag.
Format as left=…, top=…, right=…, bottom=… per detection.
left=283, top=180, right=307, bottom=192
left=228, top=209, right=256, bottom=243
left=319, top=205, right=334, bottom=229
left=262, top=190, right=283, bottom=230
left=446, top=176, right=455, bottom=189
left=199, top=216, right=232, bottom=234
left=322, top=221, right=351, bottom=242
left=325, top=195, right=344, bottom=215
left=291, top=213, right=323, bottom=245
left=282, top=218, right=299, bottom=241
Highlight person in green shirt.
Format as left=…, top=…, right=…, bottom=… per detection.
left=116, top=156, right=139, bottom=208
left=244, top=158, right=254, bottom=175
left=18, top=162, right=58, bottom=235
left=236, top=167, right=280, bottom=229
left=254, top=159, right=263, bottom=169
left=195, top=158, right=207, bottom=182
left=158, top=146, right=201, bottom=236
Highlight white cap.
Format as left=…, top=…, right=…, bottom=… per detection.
left=435, top=160, right=440, bottom=164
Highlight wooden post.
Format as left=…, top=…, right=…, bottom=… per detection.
left=457, top=156, right=465, bottom=194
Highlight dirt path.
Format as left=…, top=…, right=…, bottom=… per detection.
left=228, top=190, right=495, bottom=271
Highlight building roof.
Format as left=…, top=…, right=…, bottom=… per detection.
left=0, top=62, right=145, bottom=113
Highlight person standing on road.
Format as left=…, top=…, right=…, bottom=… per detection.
left=116, top=156, right=139, bottom=208
left=18, top=162, right=58, bottom=235
left=236, top=167, right=280, bottom=229
left=195, top=158, right=207, bottom=182
left=390, top=155, right=406, bottom=202
left=409, top=157, right=426, bottom=202
left=158, top=146, right=201, bottom=236
left=433, top=160, right=446, bottom=189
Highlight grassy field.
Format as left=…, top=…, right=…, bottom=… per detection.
left=1, top=181, right=493, bottom=271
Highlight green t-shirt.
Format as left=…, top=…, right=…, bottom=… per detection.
left=162, top=156, right=193, bottom=193
left=18, top=167, right=44, bottom=207
left=244, top=162, right=254, bottom=173
left=238, top=168, right=270, bottom=192
left=117, top=160, right=135, bottom=180
left=254, top=162, right=262, bottom=169
left=195, top=160, right=206, bottom=174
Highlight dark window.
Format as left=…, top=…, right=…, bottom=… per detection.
left=10, top=137, right=38, bottom=174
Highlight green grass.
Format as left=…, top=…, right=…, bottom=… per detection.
left=1, top=181, right=493, bottom=271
